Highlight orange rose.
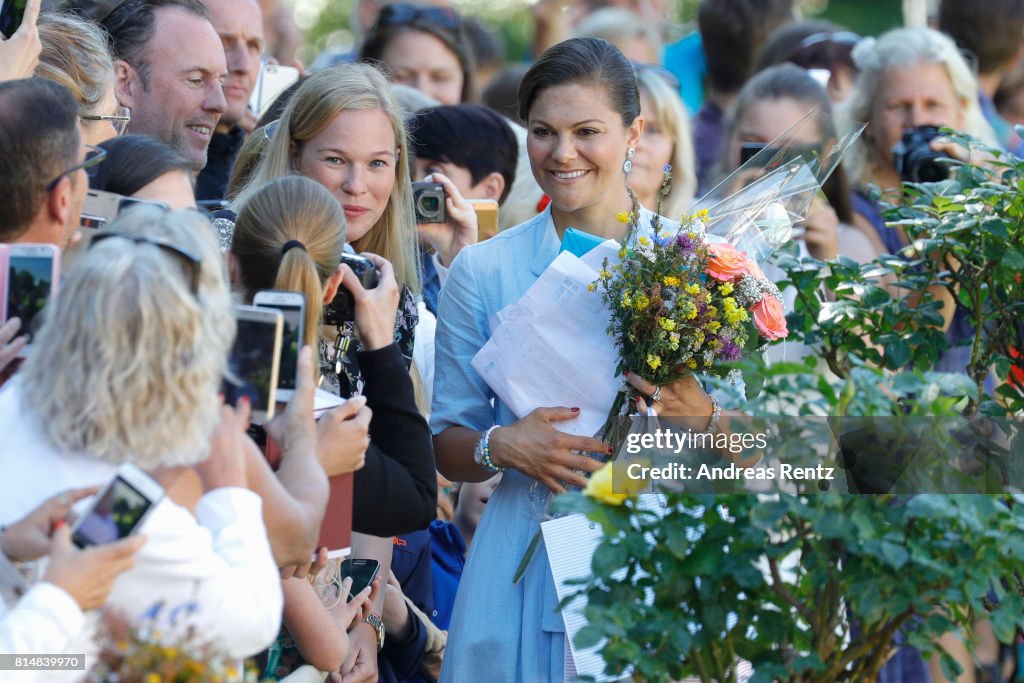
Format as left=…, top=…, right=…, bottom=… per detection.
left=751, top=296, right=788, bottom=341
left=706, top=242, right=749, bottom=282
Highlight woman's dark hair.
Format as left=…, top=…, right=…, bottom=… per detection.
left=359, top=5, right=476, bottom=103
left=757, top=20, right=857, bottom=74
left=89, top=134, right=192, bottom=196
left=408, top=104, right=518, bottom=205
left=724, top=63, right=853, bottom=223
left=518, top=36, right=639, bottom=125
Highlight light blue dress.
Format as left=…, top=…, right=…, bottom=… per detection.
left=431, top=205, right=665, bottom=683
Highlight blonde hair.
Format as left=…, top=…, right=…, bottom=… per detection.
left=21, top=207, right=234, bottom=468
left=635, top=68, right=697, bottom=218
left=35, top=13, right=115, bottom=117
left=226, top=125, right=270, bottom=200
left=840, top=26, right=998, bottom=185
left=232, top=176, right=346, bottom=355
left=234, top=63, right=421, bottom=295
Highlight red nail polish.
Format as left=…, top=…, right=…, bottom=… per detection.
left=570, top=407, right=580, bottom=412
left=53, top=519, right=65, bottom=530
left=607, top=446, right=614, bottom=454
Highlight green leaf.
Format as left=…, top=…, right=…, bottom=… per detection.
left=574, top=624, right=605, bottom=650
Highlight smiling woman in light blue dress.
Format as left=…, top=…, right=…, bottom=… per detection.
left=430, top=37, right=718, bottom=682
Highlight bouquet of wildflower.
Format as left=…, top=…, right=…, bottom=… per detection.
left=594, top=168, right=789, bottom=434
left=89, top=605, right=265, bottom=683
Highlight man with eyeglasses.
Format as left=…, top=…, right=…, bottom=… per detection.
left=102, top=0, right=228, bottom=174
left=0, top=78, right=93, bottom=249
left=195, top=0, right=266, bottom=202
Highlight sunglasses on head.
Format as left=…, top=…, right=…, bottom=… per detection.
left=375, top=3, right=461, bottom=31
left=88, top=230, right=202, bottom=296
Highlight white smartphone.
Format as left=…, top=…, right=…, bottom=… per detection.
left=72, top=463, right=164, bottom=548
left=7, top=243, right=60, bottom=356
left=250, top=63, right=300, bottom=119
left=253, top=290, right=306, bottom=403
left=223, top=305, right=283, bottom=422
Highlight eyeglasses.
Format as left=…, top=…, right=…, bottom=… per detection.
left=375, top=3, right=461, bottom=31
left=263, top=119, right=279, bottom=141
left=88, top=230, right=202, bottom=295
left=45, top=145, right=107, bottom=192
left=632, top=62, right=681, bottom=92
left=80, top=106, right=132, bottom=137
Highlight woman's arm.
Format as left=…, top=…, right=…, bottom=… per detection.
left=280, top=577, right=366, bottom=674
left=431, top=247, right=607, bottom=493
left=352, top=345, right=437, bottom=535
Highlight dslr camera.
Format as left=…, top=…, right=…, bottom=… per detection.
left=891, top=125, right=949, bottom=183
left=412, top=181, right=446, bottom=224
left=323, top=253, right=379, bottom=326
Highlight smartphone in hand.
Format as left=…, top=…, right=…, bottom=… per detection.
left=222, top=305, right=283, bottom=422
left=72, top=463, right=164, bottom=548
left=6, top=243, right=60, bottom=357
left=253, top=290, right=305, bottom=403
left=340, top=558, right=380, bottom=602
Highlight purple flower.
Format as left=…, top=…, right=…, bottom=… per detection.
left=663, top=163, right=672, bottom=173
left=720, top=340, right=742, bottom=361
left=675, top=232, right=696, bottom=255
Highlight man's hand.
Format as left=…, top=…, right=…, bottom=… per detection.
left=337, top=621, right=379, bottom=683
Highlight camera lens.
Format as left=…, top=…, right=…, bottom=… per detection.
left=419, top=196, right=439, bottom=214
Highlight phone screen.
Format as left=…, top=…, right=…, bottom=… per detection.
left=7, top=254, right=55, bottom=342
left=73, top=477, right=155, bottom=547
left=274, top=304, right=302, bottom=391
left=340, top=559, right=380, bottom=601
left=223, top=317, right=279, bottom=413
left=0, top=0, right=28, bottom=39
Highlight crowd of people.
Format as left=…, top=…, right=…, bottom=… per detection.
left=1, top=0, right=1023, bottom=680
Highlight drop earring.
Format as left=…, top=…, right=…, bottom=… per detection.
left=623, top=147, right=635, bottom=175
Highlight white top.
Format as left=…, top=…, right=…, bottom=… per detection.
left=0, top=583, right=84, bottom=683
left=0, top=382, right=284, bottom=681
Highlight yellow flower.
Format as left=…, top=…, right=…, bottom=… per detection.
left=693, top=330, right=705, bottom=346
left=647, top=354, right=662, bottom=370
left=687, top=307, right=698, bottom=320
left=684, top=283, right=700, bottom=296
left=697, top=208, right=710, bottom=220
left=616, top=211, right=631, bottom=223
left=706, top=305, right=719, bottom=319
left=726, top=308, right=749, bottom=324
left=635, top=294, right=650, bottom=310
left=719, top=282, right=734, bottom=295
left=621, top=294, right=632, bottom=308
left=599, top=269, right=611, bottom=279
left=663, top=276, right=681, bottom=287
left=584, top=462, right=640, bottom=505
left=145, top=674, right=161, bottom=683
left=588, top=283, right=597, bottom=292
left=638, top=236, right=650, bottom=246
left=723, top=297, right=737, bottom=310
left=708, top=321, right=722, bottom=333
left=618, top=247, right=628, bottom=259
left=659, top=317, right=676, bottom=331
left=686, top=358, right=698, bottom=369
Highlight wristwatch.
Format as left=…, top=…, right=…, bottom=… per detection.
left=362, top=612, right=385, bottom=651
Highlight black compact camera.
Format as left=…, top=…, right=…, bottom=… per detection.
left=412, top=181, right=446, bottom=224
left=892, top=125, right=949, bottom=183
left=323, top=253, right=379, bottom=326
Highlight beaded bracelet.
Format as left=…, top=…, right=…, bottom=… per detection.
left=703, top=395, right=722, bottom=435
left=475, top=425, right=505, bottom=473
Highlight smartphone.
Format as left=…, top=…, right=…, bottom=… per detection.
left=7, top=244, right=60, bottom=355
left=250, top=63, right=300, bottom=119
left=222, top=305, right=283, bottom=422
left=81, top=189, right=168, bottom=231
left=468, top=199, right=500, bottom=240
left=0, top=0, right=27, bottom=39
left=340, top=558, right=380, bottom=602
left=71, top=463, right=164, bottom=548
left=253, top=290, right=306, bottom=403
left=0, top=245, right=8, bottom=322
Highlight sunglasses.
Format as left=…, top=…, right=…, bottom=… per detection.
left=45, top=145, right=106, bottom=192
left=375, top=3, right=461, bottom=31
left=88, top=230, right=202, bottom=295
left=80, top=106, right=132, bottom=137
